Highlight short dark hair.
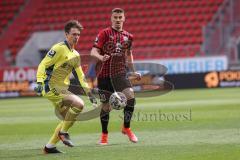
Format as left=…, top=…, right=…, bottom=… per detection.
left=112, top=8, right=124, bottom=14
left=64, top=20, right=83, bottom=33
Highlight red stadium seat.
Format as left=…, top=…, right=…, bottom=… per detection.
left=0, top=0, right=225, bottom=65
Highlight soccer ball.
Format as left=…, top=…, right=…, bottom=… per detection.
left=109, top=92, right=127, bottom=110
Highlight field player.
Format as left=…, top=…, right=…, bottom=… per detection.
left=90, top=8, right=141, bottom=145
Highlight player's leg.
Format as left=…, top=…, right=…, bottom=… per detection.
left=43, top=92, right=67, bottom=153
left=98, top=102, right=111, bottom=145
left=122, top=87, right=135, bottom=128
left=112, top=75, right=136, bottom=129
left=58, top=94, right=84, bottom=147
left=121, top=87, right=138, bottom=143
left=111, top=75, right=138, bottom=142
left=61, top=94, right=84, bottom=131
left=44, top=121, right=64, bottom=154
left=100, top=102, right=111, bottom=133
left=98, top=77, right=113, bottom=145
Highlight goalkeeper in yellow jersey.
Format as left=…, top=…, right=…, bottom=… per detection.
left=34, top=20, right=97, bottom=154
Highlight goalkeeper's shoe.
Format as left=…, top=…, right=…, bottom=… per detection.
left=43, top=146, right=63, bottom=154
left=98, top=133, right=108, bottom=145
left=122, top=127, right=138, bottom=143
left=58, top=132, right=74, bottom=147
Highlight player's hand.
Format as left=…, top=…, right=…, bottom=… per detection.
left=88, top=92, right=98, bottom=108
left=34, top=82, right=43, bottom=96
left=130, top=72, right=142, bottom=81
left=101, top=54, right=110, bottom=62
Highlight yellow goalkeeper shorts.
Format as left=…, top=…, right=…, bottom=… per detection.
left=42, top=85, right=71, bottom=107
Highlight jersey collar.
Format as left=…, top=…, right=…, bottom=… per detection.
left=111, top=26, right=123, bottom=33
left=64, top=40, right=73, bottom=52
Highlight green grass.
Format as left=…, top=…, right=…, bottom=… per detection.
left=0, top=88, right=240, bottom=160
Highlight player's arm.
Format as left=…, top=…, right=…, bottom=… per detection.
left=35, top=47, right=60, bottom=94
left=126, top=49, right=141, bottom=80
left=74, top=66, right=97, bottom=105
left=74, top=66, right=90, bottom=94
left=90, top=30, right=110, bottom=62
left=36, top=48, right=60, bottom=83
left=90, top=47, right=110, bottom=62
left=126, top=49, right=135, bottom=72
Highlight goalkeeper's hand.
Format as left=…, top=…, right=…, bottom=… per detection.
left=34, top=82, right=43, bottom=96
left=87, top=92, right=98, bottom=108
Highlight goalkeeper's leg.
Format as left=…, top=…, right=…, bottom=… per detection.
left=44, top=121, right=63, bottom=154
left=58, top=94, right=84, bottom=147
left=44, top=100, right=75, bottom=153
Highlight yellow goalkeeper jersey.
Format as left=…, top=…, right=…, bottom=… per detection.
left=36, top=40, right=89, bottom=94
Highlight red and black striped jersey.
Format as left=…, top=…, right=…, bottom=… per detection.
left=93, top=27, right=133, bottom=78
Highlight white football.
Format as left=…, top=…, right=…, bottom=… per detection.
left=109, top=92, right=127, bottom=110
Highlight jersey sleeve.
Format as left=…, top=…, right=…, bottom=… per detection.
left=93, top=30, right=106, bottom=49
left=36, top=45, right=61, bottom=83
left=73, top=66, right=90, bottom=94
left=129, top=34, right=134, bottom=51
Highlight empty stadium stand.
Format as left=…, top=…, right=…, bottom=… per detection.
left=0, top=0, right=25, bottom=35
left=0, top=0, right=224, bottom=66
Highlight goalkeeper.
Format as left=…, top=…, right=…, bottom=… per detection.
left=35, top=20, right=96, bottom=154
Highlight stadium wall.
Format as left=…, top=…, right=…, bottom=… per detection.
left=165, top=70, right=240, bottom=89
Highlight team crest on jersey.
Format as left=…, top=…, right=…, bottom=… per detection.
left=47, top=50, right=56, bottom=58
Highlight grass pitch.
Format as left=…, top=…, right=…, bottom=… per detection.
left=0, top=88, right=239, bottom=160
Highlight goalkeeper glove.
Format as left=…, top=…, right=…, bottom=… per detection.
left=34, top=82, right=43, bottom=96
left=87, top=92, right=97, bottom=107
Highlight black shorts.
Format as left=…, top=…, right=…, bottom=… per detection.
left=97, top=75, right=132, bottom=103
